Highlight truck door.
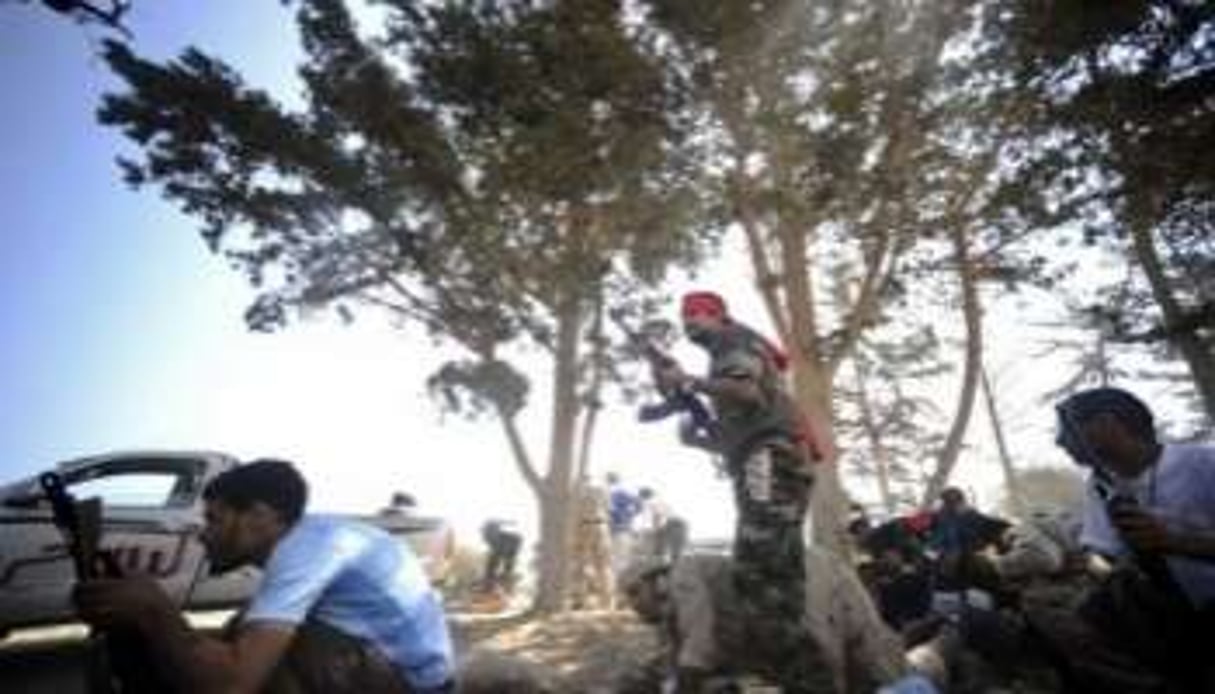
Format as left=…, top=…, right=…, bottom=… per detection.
left=0, top=456, right=209, bottom=629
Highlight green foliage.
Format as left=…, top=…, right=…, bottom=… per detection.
left=427, top=358, right=529, bottom=419
left=97, top=0, right=707, bottom=421
left=836, top=326, right=950, bottom=509
left=996, top=0, right=1214, bottom=418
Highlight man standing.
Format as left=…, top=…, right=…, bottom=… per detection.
left=571, top=477, right=615, bottom=610
left=658, top=290, right=838, bottom=693
left=606, top=472, right=642, bottom=574
left=480, top=518, right=522, bottom=596
left=73, top=459, right=455, bottom=693
left=637, top=487, right=688, bottom=565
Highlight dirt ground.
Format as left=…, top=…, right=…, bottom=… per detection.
left=0, top=608, right=658, bottom=694
left=453, top=606, right=660, bottom=693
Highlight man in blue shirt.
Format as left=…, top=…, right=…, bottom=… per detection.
left=925, top=487, right=1010, bottom=591
left=74, top=459, right=454, bottom=693
left=607, top=472, right=641, bottom=537
left=605, top=472, right=641, bottom=575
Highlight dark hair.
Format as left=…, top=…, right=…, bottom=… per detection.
left=1057, top=387, right=1156, bottom=442
left=940, top=487, right=965, bottom=501
left=203, top=459, right=308, bottom=525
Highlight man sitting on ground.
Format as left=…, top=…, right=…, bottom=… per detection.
left=1047, top=387, right=1215, bottom=691
left=925, top=487, right=1010, bottom=595
left=74, top=459, right=455, bottom=693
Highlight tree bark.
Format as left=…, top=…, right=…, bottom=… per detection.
left=981, top=365, right=1021, bottom=516
left=574, top=284, right=607, bottom=485
left=770, top=224, right=846, bottom=553
left=532, top=294, right=584, bottom=613
left=1128, top=215, right=1215, bottom=423
left=854, top=358, right=897, bottom=516
left=922, top=224, right=983, bottom=505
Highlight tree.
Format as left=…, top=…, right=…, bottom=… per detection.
left=835, top=326, right=950, bottom=515
left=633, top=0, right=993, bottom=551
left=1000, top=0, right=1215, bottom=420
left=982, top=365, right=1022, bottom=515
left=98, top=0, right=699, bottom=611
left=16, top=0, right=133, bottom=37
left=637, top=0, right=1109, bottom=532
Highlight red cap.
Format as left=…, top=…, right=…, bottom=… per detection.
left=681, top=291, right=728, bottom=319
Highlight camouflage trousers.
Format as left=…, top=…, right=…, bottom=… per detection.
left=728, top=439, right=838, bottom=694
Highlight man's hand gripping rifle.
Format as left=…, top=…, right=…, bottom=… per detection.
left=39, top=471, right=168, bottom=694
left=609, top=308, right=717, bottom=448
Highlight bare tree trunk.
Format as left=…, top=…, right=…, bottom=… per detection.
left=855, top=358, right=897, bottom=516
left=533, top=295, right=584, bottom=613
left=772, top=226, right=847, bottom=553
left=981, top=365, right=1021, bottom=516
left=574, top=284, right=607, bottom=484
left=922, top=224, right=983, bottom=505
left=1129, top=216, right=1215, bottom=422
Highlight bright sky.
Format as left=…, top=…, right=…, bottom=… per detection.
left=2, top=2, right=1185, bottom=551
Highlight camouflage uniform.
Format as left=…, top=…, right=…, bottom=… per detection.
left=571, top=482, right=615, bottom=609
left=653, top=550, right=904, bottom=694
left=699, top=324, right=838, bottom=693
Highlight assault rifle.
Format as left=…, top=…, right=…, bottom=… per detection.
left=608, top=308, right=717, bottom=445
left=1087, top=466, right=1189, bottom=596
left=40, top=471, right=170, bottom=694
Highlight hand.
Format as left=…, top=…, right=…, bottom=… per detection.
left=1111, top=506, right=1173, bottom=554
left=655, top=363, right=690, bottom=392
left=73, top=575, right=175, bottom=630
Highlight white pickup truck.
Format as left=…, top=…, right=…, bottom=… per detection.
left=0, top=451, right=454, bottom=638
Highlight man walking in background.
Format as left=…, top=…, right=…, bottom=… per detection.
left=480, top=518, right=522, bottom=597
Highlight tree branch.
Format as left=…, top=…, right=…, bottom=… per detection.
left=496, top=406, right=544, bottom=496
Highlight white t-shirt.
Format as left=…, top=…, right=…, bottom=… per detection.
left=1080, top=443, right=1215, bottom=608
left=639, top=497, right=672, bottom=532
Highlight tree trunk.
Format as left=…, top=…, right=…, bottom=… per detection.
left=981, top=365, right=1021, bottom=516
left=773, top=226, right=848, bottom=553
left=574, top=285, right=607, bottom=484
left=532, top=295, right=584, bottom=613
left=1128, top=216, right=1215, bottom=423
left=855, top=358, right=897, bottom=516
left=922, top=224, right=983, bottom=505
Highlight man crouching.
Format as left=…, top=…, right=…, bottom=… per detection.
left=620, top=549, right=908, bottom=694
left=73, top=459, right=455, bottom=693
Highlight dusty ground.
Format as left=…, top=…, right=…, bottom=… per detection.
left=456, top=608, right=659, bottom=692
left=0, top=608, right=658, bottom=693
